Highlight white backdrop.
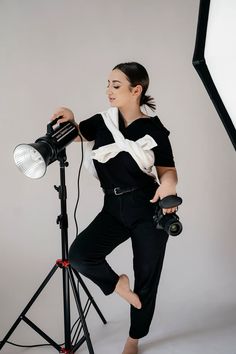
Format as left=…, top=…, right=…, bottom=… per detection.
left=0, top=1, right=236, bottom=354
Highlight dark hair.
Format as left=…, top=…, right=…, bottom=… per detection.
left=112, top=62, right=156, bottom=111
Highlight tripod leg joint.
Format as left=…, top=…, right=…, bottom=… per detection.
left=60, top=348, right=74, bottom=354
left=56, top=259, right=70, bottom=268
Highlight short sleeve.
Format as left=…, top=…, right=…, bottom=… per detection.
left=79, top=114, right=102, bottom=141
left=152, top=132, right=175, bottom=167
left=148, top=116, right=175, bottom=167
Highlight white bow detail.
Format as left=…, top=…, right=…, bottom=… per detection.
left=83, top=107, right=157, bottom=179
left=91, top=134, right=156, bottom=176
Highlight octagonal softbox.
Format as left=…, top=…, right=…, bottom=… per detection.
left=193, top=0, right=236, bottom=150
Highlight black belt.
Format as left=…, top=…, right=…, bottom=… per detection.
left=102, top=186, right=140, bottom=196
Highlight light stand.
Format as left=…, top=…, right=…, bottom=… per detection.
left=0, top=149, right=106, bottom=353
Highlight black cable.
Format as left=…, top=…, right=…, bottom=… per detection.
left=0, top=340, right=63, bottom=348
left=1, top=133, right=85, bottom=349
left=73, top=132, right=84, bottom=237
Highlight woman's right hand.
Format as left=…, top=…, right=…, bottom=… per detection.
left=51, top=106, right=85, bottom=142
left=51, top=107, right=75, bottom=124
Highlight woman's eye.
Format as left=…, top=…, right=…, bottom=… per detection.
left=106, top=85, right=120, bottom=89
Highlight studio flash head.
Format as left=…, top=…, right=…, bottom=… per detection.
left=13, top=118, right=78, bottom=179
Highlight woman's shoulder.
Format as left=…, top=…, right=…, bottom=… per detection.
left=146, top=115, right=170, bottom=136
left=79, top=113, right=105, bottom=141
left=80, top=112, right=105, bottom=127
left=82, top=112, right=103, bottom=122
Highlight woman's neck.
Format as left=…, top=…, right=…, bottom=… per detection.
left=118, top=106, right=148, bottom=126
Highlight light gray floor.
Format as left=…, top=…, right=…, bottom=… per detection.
left=1, top=300, right=236, bottom=354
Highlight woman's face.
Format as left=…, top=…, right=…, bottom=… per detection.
left=106, top=69, right=141, bottom=109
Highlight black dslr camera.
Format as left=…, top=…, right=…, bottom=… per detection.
left=153, top=195, right=183, bottom=236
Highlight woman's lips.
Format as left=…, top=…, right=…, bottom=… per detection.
left=109, top=98, right=115, bottom=101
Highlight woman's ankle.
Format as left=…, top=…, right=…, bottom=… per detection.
left=122, top=336, right=139, bottom=354
left=127, top=336, right=139, bottom=344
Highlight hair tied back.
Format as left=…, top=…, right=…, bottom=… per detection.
left=141, top=94, right=156, bottom=111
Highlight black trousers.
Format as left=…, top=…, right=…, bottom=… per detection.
left=68, top=184, right=169, bottom=339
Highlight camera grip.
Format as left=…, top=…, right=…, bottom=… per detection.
left=159, top=195, right=182, bottom=209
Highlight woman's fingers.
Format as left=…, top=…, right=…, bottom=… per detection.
left=51, top=109, right=66, bottom=120
left=150, top=189, right=179, bottom=214
left=150, top=190, right=160, bottom=203
left=51, top=107, right=75, bottom=124
left=56, top=116, right=69, bottom=124
left=163, top=207, right=178, bottom=215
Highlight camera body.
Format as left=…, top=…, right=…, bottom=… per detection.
left=153, top=195, right=183, bottom=236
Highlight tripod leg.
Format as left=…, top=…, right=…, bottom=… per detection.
left=72, top=268, right=107, bottom=324
left=68, top=267, right=95, bottom=354
left=0, top=264, right=58, bottom=351
left=62, top=265, right=71, bottom=350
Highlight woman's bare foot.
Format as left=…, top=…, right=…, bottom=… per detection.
left=122, top=337, right=139, bottom=354
left=115, top=274, right=142, bottom=309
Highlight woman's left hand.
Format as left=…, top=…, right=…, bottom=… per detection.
left=150, top=183, right=177, bottom=214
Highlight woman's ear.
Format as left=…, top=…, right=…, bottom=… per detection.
left=132, top=84, right=143, bottom=97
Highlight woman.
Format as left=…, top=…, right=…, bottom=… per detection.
left=52, top=62, right=178, bottom=354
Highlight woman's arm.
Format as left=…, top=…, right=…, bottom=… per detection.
left=51, top=107, right=87, bottom=142
left=150, top=166, right=178, bottom=214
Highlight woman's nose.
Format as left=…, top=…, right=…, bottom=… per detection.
left=106, top=86, right=112, bottom=95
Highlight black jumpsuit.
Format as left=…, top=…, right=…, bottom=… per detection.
left=69, top=110, right=175, bottom=339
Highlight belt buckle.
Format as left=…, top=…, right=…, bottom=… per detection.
left=114, top=187, right=123, bottom=195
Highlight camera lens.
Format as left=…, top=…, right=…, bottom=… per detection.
left=169, top=222, right=183, bottom=236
